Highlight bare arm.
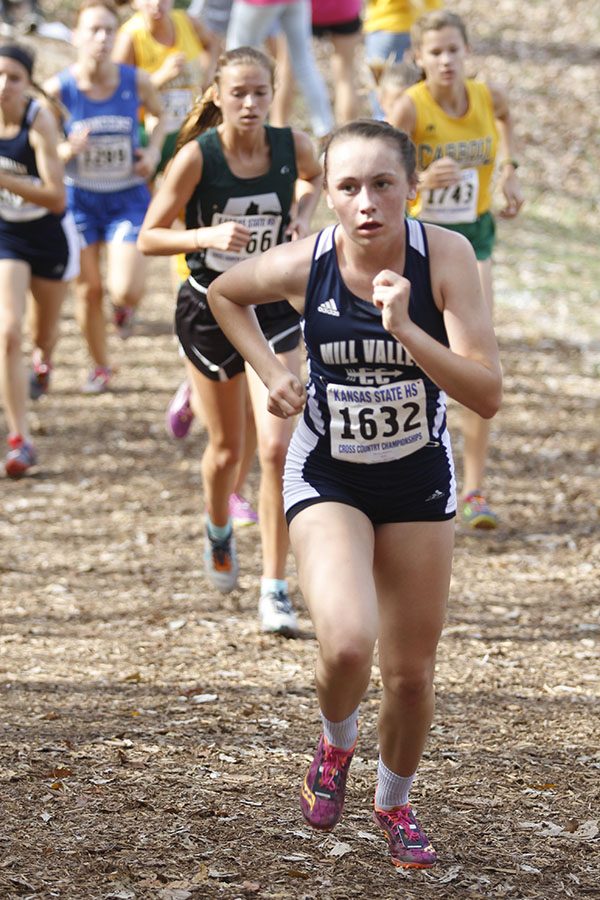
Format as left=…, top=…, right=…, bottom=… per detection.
left=137, top=140, right=204, bottom=254
left=43, top=73, right=82, bottom=165
left=287, top=129, right=323, bottom=240
left=134, top=70, right=165, bottom=178
left=188, top=14, right=218, bottom=85
left=388, top=92, right=416, bottom=135
left=389, top=91, right=461, bottom=189
left=112, top=29, right=136, bottom=66
left=0, top=105, right=66, bottom=214
left=372, top=227, right=502, bottom=418
left=137, top=140, right=253, bottom=256
left=489, top=81, right=524, bottom=218
left=207, top=238, right=317, bottom=417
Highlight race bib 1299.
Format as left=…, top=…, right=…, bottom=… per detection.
left=78, top=134, right=132, bottom=181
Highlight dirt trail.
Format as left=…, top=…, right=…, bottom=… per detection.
left=1, top=3, right=600, bottom=897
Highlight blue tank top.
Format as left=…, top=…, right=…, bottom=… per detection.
left=302, top=219, right=450, bottom=465
left=0, top=98, right=49, bottom=222
left=59, top=64, right=145, bottom=192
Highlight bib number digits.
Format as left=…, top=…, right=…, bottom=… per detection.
left=328, top=379, right=430, bottom=464
left=421, top=167, right=479, bottom=224
left=206, top=212, right=281, bottom=271
left=245, top=229, right=273, bottom=255
left=163, top=88, right=194, bottom=132
left=78, top=134, right=132, bottom=181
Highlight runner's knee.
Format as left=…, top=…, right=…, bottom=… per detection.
left=0, top=317, right=23, bottom=354
left=257, top=432, right=288, bottom=472
left=320, top=633, right=375, bottom=678
left=380, top=666, right=435, bottom=707
left=78, top=281, right=103, bottom=308
left=205, top=440, right=243, bottom=474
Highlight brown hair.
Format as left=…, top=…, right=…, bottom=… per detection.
left=374, top=59, right=420, bottom=92
left=0, top=42, right=66, bottom=123
left=411, top=10, right=469, bottom=51
left=174, top=46, right=275, bottom=154
left=76, top=0, right=120, bottom=23
left=323, top=119, right=417, bottom=186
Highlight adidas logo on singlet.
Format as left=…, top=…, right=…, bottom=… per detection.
left=317, top=298, right=340, bottom=317
left=426, top=489, right=444, bottom=502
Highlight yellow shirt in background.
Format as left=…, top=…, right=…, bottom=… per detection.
left=364, top=0, right=443, bottom=34
left=406, top=79, right=498, bottom=221
left=119, top=9, right=204, bottom=134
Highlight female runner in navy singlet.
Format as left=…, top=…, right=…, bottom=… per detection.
left=0, top=43, right=79, bottom=477
left=208, top=120, right=502, bottom=868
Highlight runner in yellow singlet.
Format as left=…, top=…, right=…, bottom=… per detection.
left=391, top=9, right=523, bottom=529
left=114, top=0, right=215, bottom=171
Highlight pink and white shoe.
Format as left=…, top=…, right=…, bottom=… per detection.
left=228, top=492, right=258, bottom=527
left=29, top=355, right=52, bottom=400
left=82, top=366, right=112, bottom=394
left=166, top=380, right=194, bottom=439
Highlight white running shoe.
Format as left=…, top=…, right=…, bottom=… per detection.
left=259, top=588, right=299, bottom=638
left=82, top=366, right=112, bottom=394
left=204, top=526, right=239, bottom=593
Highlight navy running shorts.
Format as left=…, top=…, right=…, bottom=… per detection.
left=0, top=210, right=80, bottom=280
left=284, top=417, right=457, bottom=526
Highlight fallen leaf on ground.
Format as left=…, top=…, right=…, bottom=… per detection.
left=328, top=841, right=352, bottom=858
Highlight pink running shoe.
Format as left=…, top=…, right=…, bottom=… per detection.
left=166, top=380, right=194, bottom=439
left=29, top=357, right=52, bottom=400
left=5, top=434, right=37, bottom=478
left=228, top=492, right=258, bottom=527
left=300, top=735, right=355, bottom=830
left=113, top=305, right=136, bottom=340
left=373, top=803, right=437, bottom=868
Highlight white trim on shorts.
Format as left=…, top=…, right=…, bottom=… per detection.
left=188, top=274, right=208, bottom=294
left=440, top=427, right=457, bottom=515
left=189, top=343, right=238, bottom=382
left=283, top=416, right=321, bottom=514
left=268, top=321, right=301, bottom=353
left=61, top=211, right=81, bottom=281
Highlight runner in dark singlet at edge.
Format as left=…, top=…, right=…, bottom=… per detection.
left=138, top=46, right=323, bottom=636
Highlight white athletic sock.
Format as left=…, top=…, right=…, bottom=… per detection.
left=375, top=757, right=416, bottom=809
left=206, top=516, right=232, bottom=541
left=320, top=708, right=359, bottom=751
left=260, top=577, right=287, bottom=597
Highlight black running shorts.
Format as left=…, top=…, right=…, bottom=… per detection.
left=175, top=277, right=301, bottom=382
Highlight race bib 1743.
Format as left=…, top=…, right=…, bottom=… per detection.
left=162, top=88, right=194, bottom=133
left=327, top=378, right=430, bottom=464
left=420, top=167, right=479, bottom=224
